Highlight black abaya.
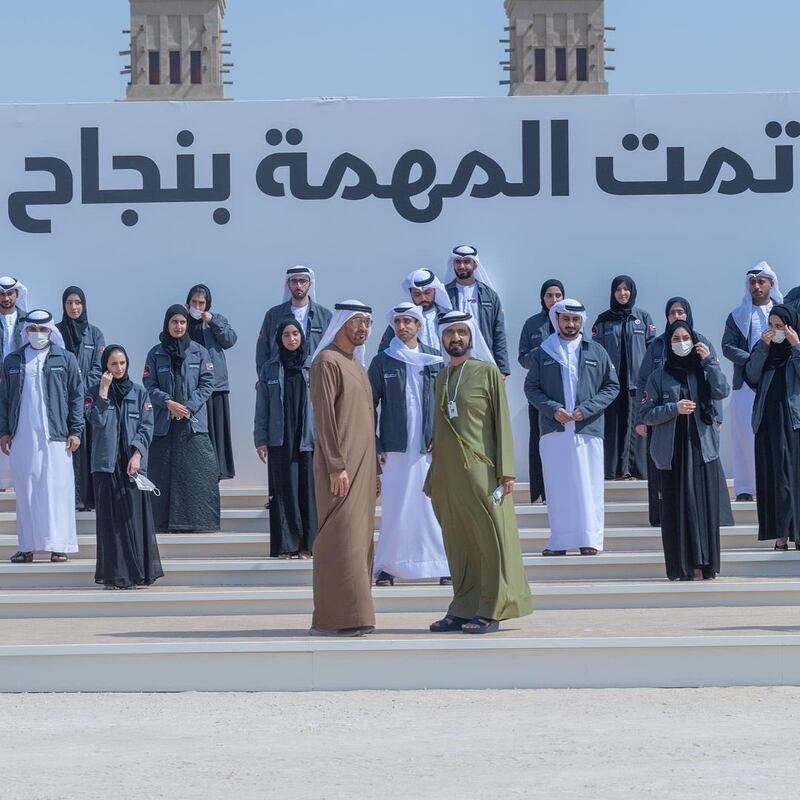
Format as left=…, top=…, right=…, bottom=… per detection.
left=755, top=366, right=800, bottom=542
left=528, top=404, right=546, bottom=503
left=659, top=386, right=722, bottom=581
left=267, top=366, right=317, bottom=556
left=94, top=453, right=164, bottom=589
left=207, top=391, right=236, bottom=480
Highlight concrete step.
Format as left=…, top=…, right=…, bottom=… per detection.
left=0, top=500, right=759, bottom=536
left=0, top=606, right=796, bottom=691
left=0, top=578, right=797, bottom=619
left=0, top=550, right=796, bottom=589
left=0, top=525, right=771, bottom=560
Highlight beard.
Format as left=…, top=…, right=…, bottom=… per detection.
left=455, top=267, right=474, bottom=280
left=445, top=341, right=469, bottom=357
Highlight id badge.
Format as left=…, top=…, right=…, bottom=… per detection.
left=447, top=401, right=458, bottom=419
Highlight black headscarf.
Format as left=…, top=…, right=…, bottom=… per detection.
left=765, top=304, right=800, bottom=369
left=276, top=318, right=306, bottom=371
left=101, top=344, right=134, bottom=406
left=663, top=296, right=694, bottom=334
left=186, top=284, right=212, bottom=346
left=56, top=286, right=88, bottom=356
left=597, top=275, right=637, bottom=323
left=664, top=320, right=715, bottom=425
left=539, top=279, right=565, bottom=313
left=159, top=304, right=191, bottom=367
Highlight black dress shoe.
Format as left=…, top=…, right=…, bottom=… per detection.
left=439, top=576, right=452, bottom=586
left=375, top=571, right=394, bottom=587
left=735, top=493, right=754, bottom=502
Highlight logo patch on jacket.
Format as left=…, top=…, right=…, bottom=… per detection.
left=205, top=362, right=214, bottom=370
left=143, top=365, right=151, bottom=378
left=143, top=402, right=152, bottom=411
left=585, top=359, right=599, bottom=367
left=84, top=395, right=94, bottom=410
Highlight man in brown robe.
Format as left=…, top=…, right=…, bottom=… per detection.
left=308, top=300, right=378, bottom=636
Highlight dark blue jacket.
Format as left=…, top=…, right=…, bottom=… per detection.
left=592, top=307, right=657, bottom=390
left=256, top=300, right=332, bottom=373
left=745, top=340, right=800, bottom=433
left=191, top=313, right=237, bottom=392
left=70, top=323, right=106, bottom=394
left=0, top=310, right=25, bottom=356
left=639, top=358, right=730, bottom=470
left=525, top=339, right=620, bottom=439
left=445, top=281, right=510, bottom=375
left=0, top=345, right=84, bottom=442
left=518, top=310, right=551, bottom=371
left=367, top=345, right=441, bottom=454
left=142, top=341, right=215, bottom=437
left=722, top=312, right=755, bottom=391
left=254, top=358, right=315, bottom=451
left=86, top=382, right=154, bottom=475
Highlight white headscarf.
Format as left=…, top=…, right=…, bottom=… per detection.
left=282, top=266, right=317, bottom=303
left=542, top=299, right=587, bottom=366
left=402, top=268, right=452, bottom=311
left=436, top=310, right=495, bottom=366
left=0, top=276, right=28, bottom=313
left=384, top=302, right=444, bottom=368
left=443, top=245, right=497, bottom=291
left=731, top=261, right=783, bottom=338
left=311, top=299, right=373, bottom=366
left=21, top=309, right=65, bottom=349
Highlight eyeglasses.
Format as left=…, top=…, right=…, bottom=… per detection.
left=288, top=278, right=310, bottom=287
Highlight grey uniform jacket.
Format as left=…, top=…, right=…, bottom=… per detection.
left=68, top=323, right=106, bottom=393
left=721, top=312, right=756, bottom=391
left=744, top=340, right=800, bottom=433
left=518, top=311, right=551, bottom=371
left=255, top=301, right=332, bottom=373
left=591, top=308, right=657, bottom=391
left=0, top=345, right=84, bottom=442
left=524, top=339, right=620, bottom=439
left=254, top=358, right=315, bottom=451
left=143, top=341, right=215, bottom=437
left=86, top=383, right=154, bottom=475
left=367, top=345, right=441, bottom=454
left=191, top=313, right=237, bottom=391
left=0, top=310, right=26, bottom=357
left=639, top=358, right=730, bottom=470
left=634, top=333, right=723, bottom=424
left=445, top=281, right=510, bottom=375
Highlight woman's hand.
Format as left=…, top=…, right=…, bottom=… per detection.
left=127, top=450, right=142, bottom=476
left=761, top=329, right=775, bottom=345
left=99, top=371, right=113, bottom=399
left=695, top=342, right=710, bottom=360
left=165, top=400, right=190, bottom=420
left=256, top=446, right=268, bottom=464
left=787, top=325, right=800, bottom=346
left=677, top=399, right=696, bottom=415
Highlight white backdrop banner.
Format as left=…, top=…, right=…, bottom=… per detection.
left=1, top=92, right=799, bottom=480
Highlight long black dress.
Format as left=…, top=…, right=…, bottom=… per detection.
left=207, top=391, right=235, bottom=480
left=94, top=412, right=163, bottom=589
left=268, top=364, right=317, bottom=556
left=755, top=367, right=800, bottom=542
left=149, top=361, right=220, bottom=533
left=528, top=404, right=546, bottom=503
left=659, top=385, right=722, bottom=580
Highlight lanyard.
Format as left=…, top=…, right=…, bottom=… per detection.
left=445, top=361, right=467, bottom=405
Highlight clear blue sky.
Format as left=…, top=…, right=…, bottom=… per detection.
left=2, top=0, right=798, bottom=103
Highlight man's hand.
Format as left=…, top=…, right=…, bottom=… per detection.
left=166, top=400, right=191, bottom=420
left=572, top=407, right=584, bottom=422
left=677, top=399, right=696, bottom=416
left=127, top=450, right=142, bottom=476
left=635, top=424, right=648, bottom=437
left=0, top=435, right=10, bottom=456
left=499, top=477, right=515, bottom=497
left=256, top=446, right=268, bottom=464
left=330, top=469, right=350, bottom=497
left=66, top=435, right=80, bottom=452
left=554, top=408, right=572, bottom=424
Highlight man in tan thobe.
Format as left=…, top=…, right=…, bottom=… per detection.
left=309, top=300, right=378, bottom=637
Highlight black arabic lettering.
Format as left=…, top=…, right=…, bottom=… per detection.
left=255, top=120, right=545, bottom=223
left=596, top=122, right=798, bottom=196
left=7, top=157, right=73, bottom=234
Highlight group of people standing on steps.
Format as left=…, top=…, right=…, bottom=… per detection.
left=522, top=262, right=800, bottom=587
left=3, top=280, right=237, bottom=594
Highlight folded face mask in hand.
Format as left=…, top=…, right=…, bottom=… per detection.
left=130, top=473, right=161, bottom=496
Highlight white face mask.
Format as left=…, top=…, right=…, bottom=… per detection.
left=671, top=339, right=693, bottom=358
left=188, top=306, right=203, bottom=320
left=772, top=329, right=786, bottom=344
left=27, top=330, right=51, bottom=350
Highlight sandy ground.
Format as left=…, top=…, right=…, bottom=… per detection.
left=1, top=688, right=798, bottom=800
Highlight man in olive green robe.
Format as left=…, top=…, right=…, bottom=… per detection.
left=424, top=310, right=533, bottom=634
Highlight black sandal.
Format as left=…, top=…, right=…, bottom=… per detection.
left=50, top=552, right=68, bottom=562
left=462, top=616, right=500, bottom=634
left=429, top=615, right=469, bottom=633
left=10, top=551, right=33, bottom=563
left=375, top=571, right=394, bottom=587
left=775, top=541, right=789, bottom=551
left=580, top=547, right=599, bottom=556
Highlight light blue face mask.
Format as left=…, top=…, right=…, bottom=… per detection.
left=671, top=340, right=693, bottom=357
left=130, top=473, right=161, bottom=496
left=27, top=330, right=51, bottom=350
left=772, top=329, right=786, bottom=344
